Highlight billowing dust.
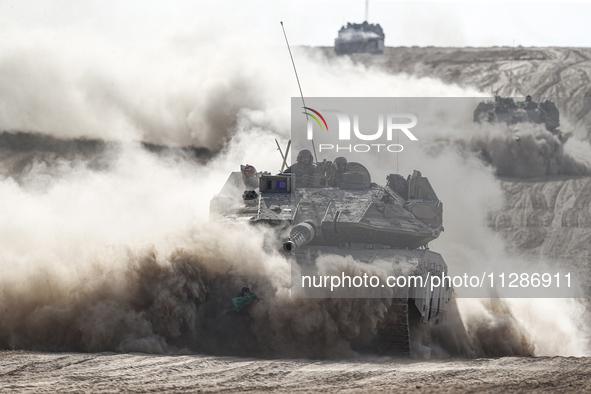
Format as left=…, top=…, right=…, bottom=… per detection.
left=1, top=31, right=590, bottom=359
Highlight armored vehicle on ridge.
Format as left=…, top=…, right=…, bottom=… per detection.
left=210, top=156, right=453, bottom=356
left=335, top=22, right=385, bottom=55
left=474, top=95, right=562, bottom=140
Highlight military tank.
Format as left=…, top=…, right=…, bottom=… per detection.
left=209, top=157, right=453, bottom=356
left=335, top=22, right=385, bottom=55
left=474, top=95, right=562, bottom=140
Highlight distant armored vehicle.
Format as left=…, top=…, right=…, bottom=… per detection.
left=474, top=95, right=562, bottom=139
left=335, top=22, right=385, bottom=55
left=210, top=156, right=453, bottom=356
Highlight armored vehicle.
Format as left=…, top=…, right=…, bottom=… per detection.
left=335, top=22, right=385, bottom=55
left=474, top=95, right=562, bottom=139
left=210, top=159, right=452, bottom=356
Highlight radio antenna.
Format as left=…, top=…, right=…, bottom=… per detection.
left=509, top=39, right=515, bottom=96
left=394, top=98, right=399, bottom=174
left=280, top=21, right=319, bottom=165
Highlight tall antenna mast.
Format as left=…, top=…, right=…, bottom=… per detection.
left=280, top=21, right=319, bottom=165
left=365, top=0, right=369, bottom=21
left=396, top=115, right=399, bottom=174
left=509, top=39, right=515, bottom=96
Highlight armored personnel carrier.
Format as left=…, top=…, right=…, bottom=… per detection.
left=474, top=95, right=562, bottom=139
left=210, top=159, right=452, bottom=356
left=334, top=22, right=385, bottom=55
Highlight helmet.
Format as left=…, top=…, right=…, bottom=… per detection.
left=297, top=149, right=313, bottom=165
left=334, top=157, right=348, bottom=172
left=526, top=95, right=532, bottom=102
left=334, top=156, right=348, bottom=172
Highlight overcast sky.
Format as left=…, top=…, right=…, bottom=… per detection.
left=1, top=0, right=590, bottom=48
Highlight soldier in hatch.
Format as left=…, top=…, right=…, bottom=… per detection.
left=327, top=156, right=348, bottom=187
left=284, top=149, right=316, bottom=177
left=523, top=95, right=538, bottom=109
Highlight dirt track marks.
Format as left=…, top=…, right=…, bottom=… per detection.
left=1, top=352, right=591, bottom=393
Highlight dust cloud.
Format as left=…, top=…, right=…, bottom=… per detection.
left=1, top=26, right=590, bottom=359
left=430, top=122, right=591, bottom=178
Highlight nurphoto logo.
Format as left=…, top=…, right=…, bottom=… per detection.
left=304, top=107, right=418, bottom=153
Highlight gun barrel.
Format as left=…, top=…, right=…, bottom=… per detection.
left=283, top=222, right=316, bottom=252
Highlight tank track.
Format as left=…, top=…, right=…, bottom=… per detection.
left=375, top=298, right=411, bottom=357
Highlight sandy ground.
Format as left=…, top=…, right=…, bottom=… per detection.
left=1, top=351, right=590, bottom=393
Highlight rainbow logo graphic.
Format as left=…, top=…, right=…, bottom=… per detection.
left=302, top=107, right=329, bottom=131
